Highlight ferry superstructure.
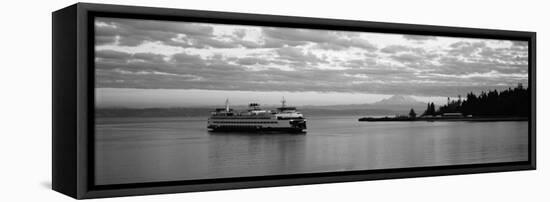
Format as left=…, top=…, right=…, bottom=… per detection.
left=207, top=98, right=307, bottom=132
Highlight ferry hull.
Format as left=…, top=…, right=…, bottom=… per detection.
left=208, top=126, right=306, bottom=133
left=207, top=119, right=306, bottom=133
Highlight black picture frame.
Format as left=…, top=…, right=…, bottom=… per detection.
left=52, top=3, right=536, bottom=199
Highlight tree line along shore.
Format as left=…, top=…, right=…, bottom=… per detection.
left=359, top=84, right=530, bottom=122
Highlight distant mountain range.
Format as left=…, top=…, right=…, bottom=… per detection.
left=96, top=95, right=428, bottom=118
left=302, top=95, right=426, bottom=111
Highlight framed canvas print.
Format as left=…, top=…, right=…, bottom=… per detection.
left=52, top=3, right=536, bottom=199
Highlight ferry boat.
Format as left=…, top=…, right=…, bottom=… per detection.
left=207, top=98, right=307, bottom=133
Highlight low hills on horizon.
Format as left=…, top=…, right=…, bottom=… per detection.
left=301, top=95, right=426, bottom=109
left=96, top=95, right=428, bottom=118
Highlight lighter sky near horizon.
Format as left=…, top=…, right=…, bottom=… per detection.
left=94, top=17, right=529, bottom=108
left=96, top=88, right=452, bottom=108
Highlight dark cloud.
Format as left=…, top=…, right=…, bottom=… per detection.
left=233, top=29, right=246, bottom=38
left=96, top=49, right=131, bottom=59
left=340, top=58, right=377, bottom=69
left=381, top=45, right=411, bottom=54
left=315, top=43, right=348, bottom=51
left=391, top=53, right=425, bottom=64
left=95, top=36, right=117, bottom=46
left=329, top=37, right=377, bottom=51
left=235, top=57, right=271, bottom=66
left=276, top=47, right=324, bottom=64
left=512, top=40, right=528, bottom=47
left=263, top=27, right=377, bottom=51
left=262, top=28, right=336, bottom=43
left=448, top=41, right=486, bottom=57
left=403, top=35, right=437, bottom=41
left=192, top=36, right=241, bottom=49
left=262, top=38, right=308, bottom=48
left=133, top=52, right=166, bottom=63
left=170, top=52, right=204, bottom=65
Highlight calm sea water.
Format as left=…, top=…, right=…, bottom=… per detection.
left=95, top=116, right=528, bottom=185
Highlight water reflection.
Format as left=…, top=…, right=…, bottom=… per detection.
left=95, top=116, right=528, bottom=185
left=207, top=131, right=307, bottom=178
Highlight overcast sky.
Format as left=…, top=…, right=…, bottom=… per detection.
left=95, top=17, right=528, bottom=108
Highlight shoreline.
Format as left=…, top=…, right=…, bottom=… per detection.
left=358, top=116, right=528, bottom=122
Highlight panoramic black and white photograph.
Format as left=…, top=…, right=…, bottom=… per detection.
left=94, top=17, right=530, bottom=185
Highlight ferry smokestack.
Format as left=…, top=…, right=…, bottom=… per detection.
left=225, top=98, right=230, bottom=112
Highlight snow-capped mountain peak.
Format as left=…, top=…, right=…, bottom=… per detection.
left=373, top=95, right=425, bottom=106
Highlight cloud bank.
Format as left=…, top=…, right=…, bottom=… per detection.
left=95, top=17, right=529, bottom=97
